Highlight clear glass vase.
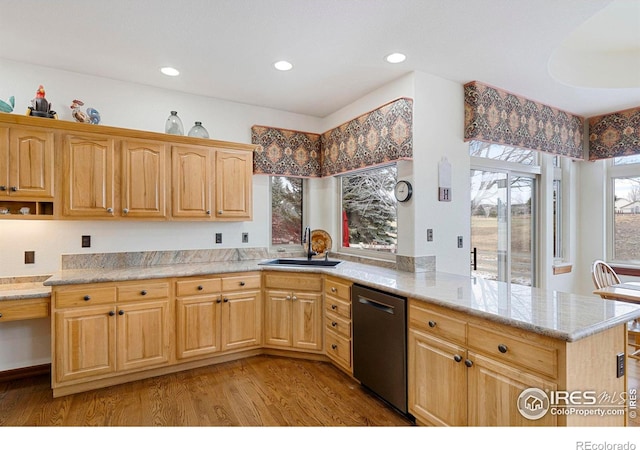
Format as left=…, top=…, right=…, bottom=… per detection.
left=165, top=111, right=184, bottom=135
left=188, top=121, right=209, bottom=138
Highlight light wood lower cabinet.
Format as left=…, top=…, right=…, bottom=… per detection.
left=175, top=273, right=262, bottom=360
left=324, top=276, right=352, bottom=373
left=264, top=272, right=323, bottom=352
left=408, top=299, right=626, bottom=427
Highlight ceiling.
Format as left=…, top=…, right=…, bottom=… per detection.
left=1, top=0, right=639, bottom=118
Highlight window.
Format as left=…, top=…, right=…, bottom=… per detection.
left=552, top=179, right=563, bottom=259
left=271, top=176, right=303, bottom=246
left=340, top=165, right=397, bottom=255
left=609, top=155, right=640, bottom=264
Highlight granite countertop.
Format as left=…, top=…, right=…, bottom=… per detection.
left=41, top=258, right=640, bottom=343
left=0, top=281, right=51, bottom=301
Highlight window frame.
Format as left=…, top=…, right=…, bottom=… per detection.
left=607, top=157, right=640, bottom=266
left=337, top=164, right=398, bottom=261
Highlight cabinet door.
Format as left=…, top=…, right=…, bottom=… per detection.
left=408, top=329, right=468, bottom=426
left=116, top=300, right=170, bottom=371
left=215, top=149, right=252, bottom=220
left=121, top=140, right=167, bottom=218
left=292, top=291, right=323, bottom=351
left=8, top=127, right=54, bottom=198
left=63, top=134, right=116, bottom=217
left=54, top=305, right=116, bottom=383
left=467, top=352, right=557, bottom=426
left=176, top=295, right=221, bottom=359
left=171, top=145, right=212, bottom=219
left=221, top=290, right=262, bottom=352
left=264, top=290, right=293, bottom=348
left=0, top=127, right=8, bottom=194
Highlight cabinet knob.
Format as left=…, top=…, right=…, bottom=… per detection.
left=118, top=310, right=125, bottom=315
left=140, top=290, right=147, bottom=296
left=109, top=311, right=115, bottom=316
left=454, top=354, right=462, bottom=362
left=83, top=295, right=91, bottom=301
left=216, top=298, right=222, bottom=304
left=218, top=210, right=223, bottom=214
left=197, top=285, right=204, bottom=290
left=106, top=208, right=114, bottom=214
left=498, top=344, right=508, bottom=354
left=239, top=281, right=246, bottom=286
left=331, top=322, right=337, bottom=327
left=0, top=312, right=3, bottom=318
left=428, top=320, right=436, bottom=328
left=292, top=296, right=297, bottom=301
left=206, top=210, right=211, bottom=215
left=331, top=287, right=337, bottom=293
left=123, top=208, right=129, bottom=214
left=223, top=298, right=229, bottom=303
left=0, top=185, right=6, bottom=191
left=464, top=359, right=473, bottom=368
left=331, top=344, right=337, bottom=350
left=10, top=186, right=17, bottom=192
left=331, top=304, right=337, bottom=310
left=286, top=295, right=291, bottom=300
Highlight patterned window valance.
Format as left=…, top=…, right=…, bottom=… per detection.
left=464, top=81, right=584, bottom=160
left=252, top=97, right=413, bottom=178
left=588, top=107, right=640, bottom=161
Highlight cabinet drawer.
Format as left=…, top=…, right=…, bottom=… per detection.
left=467, top=324, right=558, bottom=379
left=326, top=296, right=350, bottom=319
left=409, top=303, right=467, bottom=345
left=176, top=278, right=221, bottom=297
left=55, top=286, right=116, bottom=308
left=222, top=273, right=261, bottom=292
left=118, top=282, right=169, bottom=302
left=0, top=298, right=49, bottom=322
left=324, top=277, right=351, bottom=301
left=326, top=329, right=351, bottom=369
left=264, top=272, right=322, bottom=291
left=325, top=310, right=351, bottom=339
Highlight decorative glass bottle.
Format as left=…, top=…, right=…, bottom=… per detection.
left=165, top=111, right=184, bottom=135
left=188, top=121, right=210, bottom=138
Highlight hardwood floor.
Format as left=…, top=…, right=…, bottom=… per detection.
left=0, top=355, right=412, bottom=426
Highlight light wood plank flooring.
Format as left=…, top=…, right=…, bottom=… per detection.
left=0, top=355, right=412, bottom=426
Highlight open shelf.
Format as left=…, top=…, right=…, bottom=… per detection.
left=0, top=200, right=54, bottom=219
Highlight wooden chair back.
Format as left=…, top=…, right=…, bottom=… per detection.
left=591, top=260, right=621, bottom=290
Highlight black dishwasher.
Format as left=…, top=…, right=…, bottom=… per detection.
left=352, top=284, right=407, bottom=415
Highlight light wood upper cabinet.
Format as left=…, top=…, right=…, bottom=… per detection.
left=3, top=126, right=55, bottom=198
left=171, top=145, right=212, bottom=219
left=63, top=134, right=116, bottom=217
left=215, top=148, right=252, bottom=220
left=121, top=139, right=167, bottom=218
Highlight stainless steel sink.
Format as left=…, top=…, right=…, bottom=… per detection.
left=259, top=258, right=342, bottom=267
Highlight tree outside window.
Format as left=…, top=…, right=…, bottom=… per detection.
left=271, top=176, right=302, bottom=246
left=341, top=165, right=397, bottom=254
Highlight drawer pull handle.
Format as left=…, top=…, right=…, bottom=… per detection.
left=331, top=344, right=337, bottom=350
left=331, top=304, right=337, bottom=310
left=239, top=281, right=246, bottom=286
left=83, top=295, right=91, bottom=301
left=109, top=311, right=115, bottom=316
left=331, top=287, right=337, bottom=293
left=428, top=320, right=436, bottom=328
left=197, top=285, right=204, bottom=290
left=498, top=344, right=508, bottom=353
left=464, top=359, right=473, bottom=368
left=140, top=290, right=147, bottom=296
left=331, top=321, right=337, bottom=327
left=118, top=310, right=125, bottom=315
left=453, top=354, right=462, bottom=362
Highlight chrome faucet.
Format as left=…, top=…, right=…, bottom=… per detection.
left=303, top=226, right=317, bottom=261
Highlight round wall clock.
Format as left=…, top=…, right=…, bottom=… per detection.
left=394, top=180, right=413, bottom=202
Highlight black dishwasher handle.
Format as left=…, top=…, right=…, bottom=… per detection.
left=358, top=297, right=395, bottom=314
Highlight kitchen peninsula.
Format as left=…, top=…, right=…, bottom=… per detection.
left=19, top=249, right=638, bottom=426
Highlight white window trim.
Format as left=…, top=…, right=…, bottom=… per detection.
left=607, top=160, right=640, bottom=265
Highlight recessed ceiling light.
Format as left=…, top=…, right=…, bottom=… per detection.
left=160, top=67, right=180, bottom=77
left=385, top=53, right=406, bottom=64
left=274, top=60, right=293, bottom=71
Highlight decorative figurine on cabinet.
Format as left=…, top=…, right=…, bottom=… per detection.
left=0, top=95, right=14, bottom=113
left=70, top=99, right=101, bottom=124
left=27, top=85, right=57, bottom=118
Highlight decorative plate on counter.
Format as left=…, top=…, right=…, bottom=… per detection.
left=311, top=229, right=332, bottom=257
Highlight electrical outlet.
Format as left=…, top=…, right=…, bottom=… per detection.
left=215, top=233, right=222, bottom=244
left=427, top=229, right=433, bottom=242
left=242, top=232, right=249, bottom=243
left=82, top=235, right=91, bottom=248
left=616, top=352, right=625, bottom=378
left=24, top=251, right=35, bottom=264
left=457, top=236, right=463, bottom=248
